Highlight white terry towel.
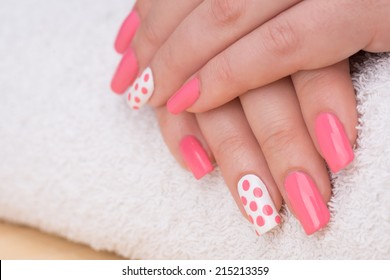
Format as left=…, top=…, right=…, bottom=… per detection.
left=0, top=0, right=389, bottom=259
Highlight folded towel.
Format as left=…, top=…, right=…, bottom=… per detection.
left=0, top=0, right=389, bottom=259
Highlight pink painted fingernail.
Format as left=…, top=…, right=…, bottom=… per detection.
left=315, top=112, right=354, bottom=173
left=179, top=135, right=213, bottom=180
left=167, top=78, right=200, bottom=115
left=111, top=48, right=139, bottom=94
left=114, top=10, right=140, bottom=54
left=285, top=171, right=330, bottom=235
left=238, top=174, right=281, bottom=236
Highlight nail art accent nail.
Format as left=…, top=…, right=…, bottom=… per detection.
left=179, top=135, right=214, bottom=180
left=316, top=112, right=354, bottom=173
left=111, top=48, right=139, bottom=94
left=285, top=171, right=330, bottom=235
left=126, top=67, right=154, bottom=110
left=167, top=78, right=200, bottom=115
left=114, top=10, right=140, bottom=54
left=238, top=174, right=281, bottom=235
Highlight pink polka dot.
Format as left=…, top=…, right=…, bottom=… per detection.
left=143, top=73, right=150, bottom=82
left=248, top=215, right=254, bottom=224
left=256, top=216, right=265, bottom=227
left=141, top=87, right=148, bottom=94
left=241, top=196, right=247, bottom=206
left=253, top=187, right=263, bottom=198
left=249, top=201, right=258, bottom=211
left=262, top=205, right=273, bottom=216
left=134, top=83, right=139, bottom=90
left=134, top=97, right=141, bottom=103
left=275, top=216, right=281, bottom=224
left=133, top=106, right=139, bottom=110
left=127, top=93, right=131, bottom=101
left=242, top=180, right=250, bottom=191
left=255, top=230, right=260, bottom=236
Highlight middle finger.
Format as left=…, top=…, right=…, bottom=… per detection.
left=241, top=78, right=331, bottom=235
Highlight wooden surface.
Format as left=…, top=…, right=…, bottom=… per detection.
left=0, top=221, right=124, bottom=259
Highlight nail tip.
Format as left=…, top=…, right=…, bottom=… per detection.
left=111, top=50, right=139, bottom=94
left=114, top=10, right=140, bottom=54
left=111, top=83, right=122, bottom=94
left=114, top=43, right=126, bottom=55
left=167, top=97, right=183, bottom=115
left=258, top=220, right=281, bottom=235
left=167, top=106, right=182, bottom=115
left=304, top=210, right=330, bottom=235
left=285, top=171, right=331, bottom=236
left=238, top=174, right=280, bottom=236
left=194, top=163, right=214, bottom=180
left=316, top=112, right=355, bottom=174
left=180, top=135, right=213, bottom=180
left=111, top=81, right=127, bottom=95
left=330, top=152, right=355, bottom=173
left=168, top=78, right=200, bottom=115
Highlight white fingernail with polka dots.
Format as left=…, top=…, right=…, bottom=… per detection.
left=238, top=174, right=281, bottom=236
left=126, top=67, right=154, bottom=110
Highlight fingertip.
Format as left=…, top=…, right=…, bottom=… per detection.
left=167, top=78, right=200, bottom=115
left=114, top=10, right=140, bottom=54
left=111, top=48, right=139, bottom=94
left=315, top=112, right=355, bottom=173
left=179, top=135, right=214, bottom=180
left=284, top=171, right=331, bottom=235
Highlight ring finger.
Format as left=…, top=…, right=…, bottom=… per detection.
left=241, top=78, right=331, bottom=235
left=196, top=99, right=283, bottom=236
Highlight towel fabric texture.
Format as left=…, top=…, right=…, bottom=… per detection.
left=0, top=0, right=389, bottom=259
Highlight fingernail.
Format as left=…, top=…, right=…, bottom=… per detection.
left=238, top=174, right=281, bottom=236
left=285, top=171, right=330, bottom=235
left=114, top=10, right=140, bottom=54
left=111, top=48, right=139, bottom=94
left=315, top=112, right=354, bottom=173
left=126, top=67, right=154, bottom=110
left=167, top=78, right=200, bottom=115
left=179, top=135, right=213, bottom=180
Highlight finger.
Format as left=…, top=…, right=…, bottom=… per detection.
left=114, top=0, right=151, bottom=54
left=132, top=0, right=204, bottom=70
left=196, top=100, right=282, bottom=236
left=240, top=78, right=331, bottom=235
left=292, top=60, right=357, bottom=173
left=172, top=0, right=380, bottom=113
left=111, top=0, right=203, bottom=96
left=123, top=0, right=301, bottom=109
left=156, top=107, right=214, bottom=180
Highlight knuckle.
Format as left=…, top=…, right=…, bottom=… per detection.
left=295, top=70, right=334, bottom=95
left=141, top=17, right=162, bottom=47
left=260, top=121, right=300, bottom=157
left=215, top=134, right=247, bottom=159
left=210, top=0, right=246, bottom=26
left=213, top=52, right=235, bottom=84
left=263, top=17, right=300, bottom=57
left=159, top=42, right=183, bottom=75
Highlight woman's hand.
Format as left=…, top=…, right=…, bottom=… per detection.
left=112, top=0, right=389, bottom=113
left=110, top=0, right=359, bottom=235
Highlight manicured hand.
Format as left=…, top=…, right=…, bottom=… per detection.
left=111, top=0, right=359, bottom=235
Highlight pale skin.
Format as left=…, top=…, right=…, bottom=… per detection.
left=112, top=0, right=390, bottom=233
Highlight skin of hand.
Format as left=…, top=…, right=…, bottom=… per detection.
left=110, top=0, right=361, bottom=235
